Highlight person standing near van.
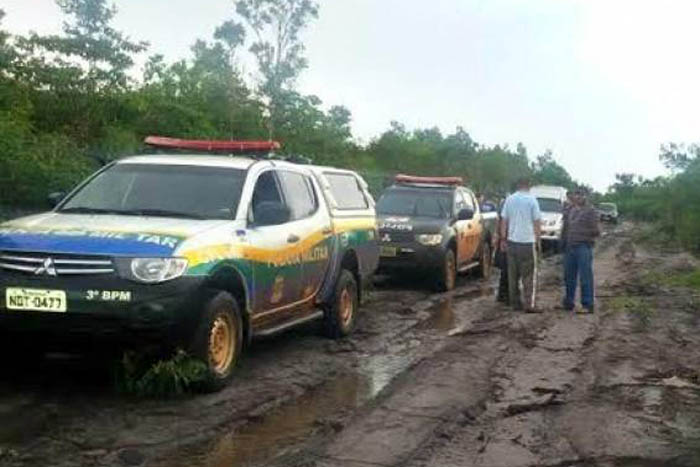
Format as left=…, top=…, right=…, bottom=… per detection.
left=562, top=189, right=600, bottom=313
left=500, top=178, right=543, bottom=312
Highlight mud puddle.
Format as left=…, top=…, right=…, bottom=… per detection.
left=423, top=285, right=494, bottom=332
left=154, top=366, right=397, bottom=466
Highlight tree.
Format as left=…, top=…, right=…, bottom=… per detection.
left=531, top=151, right=574, bottom=188
left=234, top=0, right=319, bottom=135
left=659, top=142, right=700, bottom=172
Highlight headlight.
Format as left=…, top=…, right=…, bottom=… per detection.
left=129, top=258, right=188, bottom=283
left=416, top=234, right=443, bottom=246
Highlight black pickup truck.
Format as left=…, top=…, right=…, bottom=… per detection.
left=375, top=175, right=497, bottom=291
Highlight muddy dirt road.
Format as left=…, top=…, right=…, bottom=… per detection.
left=2, top=225, right=700, bottom=467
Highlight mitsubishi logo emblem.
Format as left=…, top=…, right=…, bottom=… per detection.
left=34, top=257, right=58, bottom=276
left=381, top=233, right=391, bottom=243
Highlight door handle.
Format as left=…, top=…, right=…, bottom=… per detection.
left=287, top=234, right=300, bottom=243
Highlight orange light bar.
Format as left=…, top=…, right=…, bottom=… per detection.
left=395, top=174, right=464, bottom=185
left=144, top=136, right=281, bottom=153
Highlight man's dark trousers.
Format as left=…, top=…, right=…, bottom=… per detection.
left=564, top=243, right=594, bottom=309
left=507, top=242, right=537, bottom=310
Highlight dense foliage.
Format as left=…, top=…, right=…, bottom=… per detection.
left=3, top=0, right=588, bottom=209
left=605, top=144, right=700, bottom=252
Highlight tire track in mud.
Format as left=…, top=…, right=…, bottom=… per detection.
left=279, top=248, right=603, bottom=467
left=146, top=281, right=498, bottom=467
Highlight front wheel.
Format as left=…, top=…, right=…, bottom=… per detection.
left=190, top=291, right=243, bottom=391
left=478, top=241, right=492, bottom=279
left=324, top=269, right=358, bottom=338
left=435, top=249, right=457, bottom=292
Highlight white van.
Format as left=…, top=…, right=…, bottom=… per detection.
left=530, top=185, right=567, bottom=244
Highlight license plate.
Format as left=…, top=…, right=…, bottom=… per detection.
left=380, top=246, right=398, bottom=257
left=5, top=288, right=67, bottom=312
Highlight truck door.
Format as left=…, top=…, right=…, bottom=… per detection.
left=247, top=169, right=303, bottom=315
left=462, top=190, right=483, bottom=261
left=454, top=190, right=471, bottom=265
left=277, top=169, right=333, bottom=305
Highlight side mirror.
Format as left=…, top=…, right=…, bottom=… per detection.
left=48, top=191, right=66, bottom=208
left=481, top=203, right=495, bottom=213
left=253, top=201, right=291, bottom=227
left=458, top=208, right=474, bottom=221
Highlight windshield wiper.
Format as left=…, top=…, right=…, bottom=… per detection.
left=59, top=207, right=126, bottom=215
left=118, top=209, right=206, bottom=220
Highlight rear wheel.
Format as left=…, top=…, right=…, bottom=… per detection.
left=324, top=269, right=358, bottom=338
left=190, top=291, right=243, bottom=391
left=435, top=249, right=457, bottom=292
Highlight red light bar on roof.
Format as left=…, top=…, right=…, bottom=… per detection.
left=144, top=136, right=281, bottom=153
left=395, top=174, right=464, bottom=186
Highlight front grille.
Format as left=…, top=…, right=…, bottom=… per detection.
left=0, top=251, right=115, bottom=276
left=379, top=230, right=415, bottom=243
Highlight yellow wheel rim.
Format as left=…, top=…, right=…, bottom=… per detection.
left=339, top=288, right=353, bottom=327
left=209, top=312, right=235, bottom=375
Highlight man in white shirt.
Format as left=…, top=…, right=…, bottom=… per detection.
left=499, top=178, right=543, bottom=312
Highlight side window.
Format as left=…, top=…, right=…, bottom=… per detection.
left=455, top=191, right=467, bottom=212
left=325, top=173, right=369, bottom=210
left=251, top=170, right=285, bottom=223
left=462, top=191, right=476, bottom=210
left=278, top=171, right=317, bottom=220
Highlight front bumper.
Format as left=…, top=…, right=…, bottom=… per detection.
left=0, top=272, right=208, bottom=350
left=540, top=227, right=561, bottom=241
left=600, top=214, right=618, bottom=222
left=377, top=242, right=446, bottom=271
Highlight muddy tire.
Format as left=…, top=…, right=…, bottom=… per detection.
left=478, top=241, right=492, bottom=279
left=190, top=291, right=243, bottom=391
left=435, top=249, right=457, bottom=292
left=324, top=269, right=358, bottom=339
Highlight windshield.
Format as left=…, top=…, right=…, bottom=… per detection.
left=377, top=189, right=453, bottom=218
left=536, top=197, right=563, bottom=213
left=60, top=163, right=246, bottom=220
left=598, top=203, right=616, bottom=212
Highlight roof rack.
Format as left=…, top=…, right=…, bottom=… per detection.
left=395, top=174, right=464, bottom=186
left=144, top=136, right=281, bottom=154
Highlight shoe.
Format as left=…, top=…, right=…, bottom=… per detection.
left=575, top=307, right=594, bottom=314
left=557, top=303, right=574, bottom=312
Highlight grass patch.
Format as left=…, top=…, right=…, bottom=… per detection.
left=608, top=296, right=654, bottom=329
left=642, top=269, right=700, bottom=290
left=115, top=350, right=209, bottom=398
left=664, top=270, right=700, bottom=289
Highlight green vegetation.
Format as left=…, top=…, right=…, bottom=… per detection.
left=0, top=0, right=588, bottom=211
left=608, top=296, right=654, bottom=329
left=605, top=144, right=700, bottom=253
left=116, top=350, right=209, bottom=397
left=643, top=269, right=700, bottom=290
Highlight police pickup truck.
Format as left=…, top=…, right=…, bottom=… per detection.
left=0, top=137, right=378, bottom=389
left=375, top=175, right=497, bottom=291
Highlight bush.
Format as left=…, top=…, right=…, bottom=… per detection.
left=115, top=350, right=209, bottom=398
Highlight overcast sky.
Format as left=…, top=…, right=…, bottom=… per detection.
left=4, top=0, right=699, bottom=191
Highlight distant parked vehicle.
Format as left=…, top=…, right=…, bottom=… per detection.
left=530, top=185, right=567, bottom=246
left=597, top=202, right=619, bottom=224
left=375, top=175, right=496, bottom=292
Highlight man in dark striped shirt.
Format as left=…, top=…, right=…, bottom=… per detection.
left=562, top=189, right=600, bottom=313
